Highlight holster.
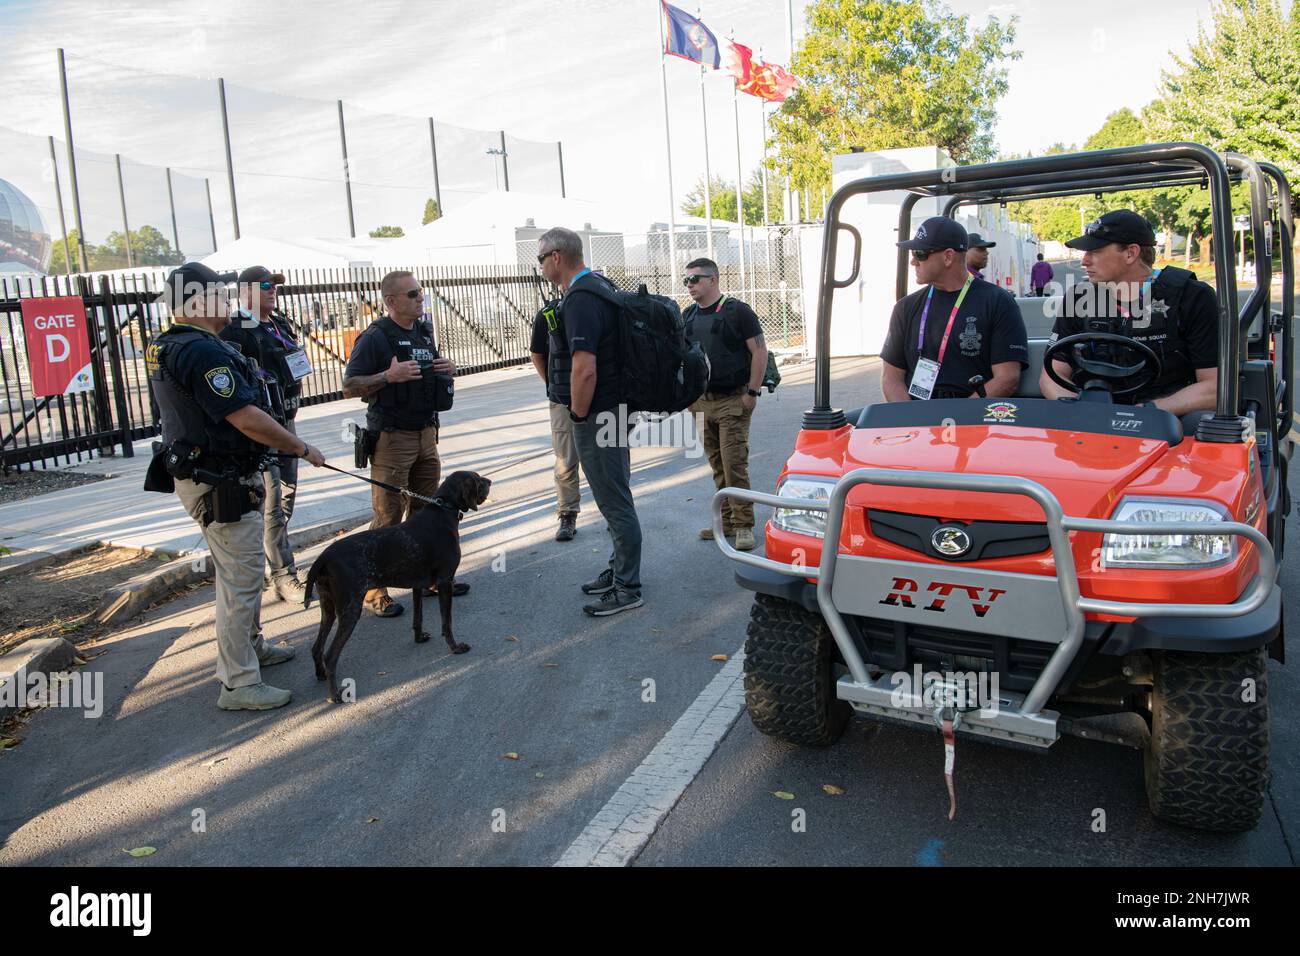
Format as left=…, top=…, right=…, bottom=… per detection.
left=194, top=467, right=263, bottom=527
left=354, top=426, right=379, bottom=468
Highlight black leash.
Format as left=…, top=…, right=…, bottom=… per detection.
left=319, top=446, right=555, bottom=504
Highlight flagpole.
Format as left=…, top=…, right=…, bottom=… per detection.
left=657, top=1, right=678, bottom=276
left=730, top=33, right=746, bottom=295
left=761, top=98, right=770, bottom=227
left=700, top=62, right=714, bottom=261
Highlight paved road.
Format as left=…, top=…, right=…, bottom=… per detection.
left=1, top=294, right=1296, bottom=866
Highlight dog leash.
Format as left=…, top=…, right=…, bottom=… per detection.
left=319, top=462, right=439, bottom=505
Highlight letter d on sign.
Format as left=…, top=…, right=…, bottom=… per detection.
left=46, top=334, right=70, bottom=363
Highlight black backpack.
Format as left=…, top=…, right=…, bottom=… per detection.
left=572, top=275, right=710, bottom=414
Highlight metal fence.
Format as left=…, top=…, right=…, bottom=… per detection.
left=1, top=265, right=549, bottom=472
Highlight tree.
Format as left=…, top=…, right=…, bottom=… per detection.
left=47, top=225, right=181, bottom=273
left=45, top=229, right=92, bottom=275
left=681, top=175, right=741, bottom=224
left=422, top=198, right=442, bottom=224
left=369, top=225, right=405, bottom=238
left=769, top=0, right=1019, bottom=199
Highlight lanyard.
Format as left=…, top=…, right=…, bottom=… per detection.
left=1116, top=268, right=1161, bottom=321
left=263, top=317, right=298, bottom=350
left=916, top=274, right=974, bottom=365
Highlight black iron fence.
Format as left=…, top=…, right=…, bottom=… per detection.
left=1, top=265, right=552, bottom=473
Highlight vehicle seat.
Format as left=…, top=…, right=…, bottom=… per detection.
left=1016, top=339, right=1050, bottom=398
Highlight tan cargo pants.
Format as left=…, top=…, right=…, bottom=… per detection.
left=365, top=425, right=441, bottom=606
left=549, top=400, right=581, bottom=514
left=691, top=389, right=754, bottom=531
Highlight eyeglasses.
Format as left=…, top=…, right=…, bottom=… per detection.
left=537, top=250, right=557, bottom=264
left=683, top=273, right=715, bottom=286
left=258, top=281, right=276, bottom=291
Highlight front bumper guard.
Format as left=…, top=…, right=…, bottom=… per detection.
left=713, top=469, right=1275, bottom=748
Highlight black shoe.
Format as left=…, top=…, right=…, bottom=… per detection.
left=424, top=580, right=470, bottom=597
left=581, top=568, right=615, bottom=595
left=555, top=511, right=577, bottom=542
left=366, top=595, right=404, bottom=618
left=583, top=587, right=644, bottom=617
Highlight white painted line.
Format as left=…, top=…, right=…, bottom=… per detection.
left=554, top=648, right=747, bottom=867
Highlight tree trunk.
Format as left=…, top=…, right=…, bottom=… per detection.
left=1199, top=230, right=1213, bottom=268
left=1185, top=230, right=1196, bottom=269
left=1163, top=219, right=1174, bottom=262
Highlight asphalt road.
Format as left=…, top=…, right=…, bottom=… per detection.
left=1, top=277, right=1296, bottom=866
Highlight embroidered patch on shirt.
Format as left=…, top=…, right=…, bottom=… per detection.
left=206, top=366, right=235, bottom=398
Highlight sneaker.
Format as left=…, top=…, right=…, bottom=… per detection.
left=271, top=574, right=307, bottom=603
left=365, top=594, right=404, bottom=618
left=423, top=580, right=470, bottom=597
left=217, top=682, right=292, bottom=711
left=257, top=641, right=296, bottom=667
left=555, top=511, right=578, bottom=542
left=583, top=587, right=644, bottom=617
left=733, top=528, right=756, bottom=552
left=581, top=568, right=615, bottom=595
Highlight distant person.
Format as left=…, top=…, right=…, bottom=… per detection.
left=681, top=257, right=768, bottom=553
left=881, top=217, right=1028, bottom=402
left=538, top=226, right=643, bottom=617
left=342, top=270, right=467, bottom=618
left=221, top=265, right=311, bottom=603
left=1030, top=253, right=1054, bottom=296
left=529, top=301, right=581, bottom=542
left=965, top=233, right=995, bottom=281
left=1038, top=210, right=1218, bottom=413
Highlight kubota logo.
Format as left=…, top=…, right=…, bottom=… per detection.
left=879, top=576, right=1007, bottom=617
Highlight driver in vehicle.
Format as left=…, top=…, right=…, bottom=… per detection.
left=881, top=217, right=1029, bottom=402
left=1038, top=210, right=1219, bottom=414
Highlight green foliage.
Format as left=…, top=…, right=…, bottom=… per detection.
left=47, top=226, right=182, bottom=274
left=368, top=225, right=405, bottom=238
left=682, top=172, right=785, bottom=226
left=768, top=0, right=1019, bottom=199
left=422, top=198, right=442, bottom=225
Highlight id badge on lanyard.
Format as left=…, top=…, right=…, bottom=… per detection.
left=908, top=276, right=973, bottom=401
left=284, top=348, right=313, bottom=381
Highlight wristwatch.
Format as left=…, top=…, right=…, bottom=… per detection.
left=746, top=388, right=761, bottom=398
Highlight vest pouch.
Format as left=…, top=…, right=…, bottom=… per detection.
left=163, top=440, right=201, bottom=480
left=432, top=370, right=455, bottom=411
left=143, top=443, right=176, bottom=494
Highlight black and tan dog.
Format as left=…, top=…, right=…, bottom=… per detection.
left=303, top=470, right=491, bottom=702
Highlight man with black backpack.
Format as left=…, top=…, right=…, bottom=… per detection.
left=537, top=227, right=645, bottom=617
left=682, top=258, right=768, bottom=553
left=342, top=270, right=466, bottom=618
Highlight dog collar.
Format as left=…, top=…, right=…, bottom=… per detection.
left=430, top=496, right=463, bottom=518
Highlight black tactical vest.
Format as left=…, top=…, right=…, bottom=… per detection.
left=541, top=301, right=572, bottom=406
left=684, top=296, right=751, bottom=391
left=146, top=325, right=266, bottom=472
left=551, top=273, right=623, bottom=412
left=366, top=317, right=442, bottom=431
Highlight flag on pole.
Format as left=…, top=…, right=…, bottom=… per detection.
left=747, top=61, right=799, bottom=102
left=723, top=40, right=754, bottom=86
left=662, top=2, right=720, bottom=68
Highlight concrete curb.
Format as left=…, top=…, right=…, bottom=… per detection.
left=0, top=637, right=77, bottom=721
left=93, top=509, right=372, bottom=627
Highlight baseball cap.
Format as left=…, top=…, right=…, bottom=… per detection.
left=1066, top=210, right=1156, bottom=251
left=161, top=262, right=236, bottom=312
left=238, top=265, right=286, bottom=285
left=897, top=216, right=968, bottom=253
left=967, top=233, right=996, bottom=249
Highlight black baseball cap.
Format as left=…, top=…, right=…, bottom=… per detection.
left=967, top=233, right=996, bottom=249
left=161, top=262, right=236, bottom=311
left=1066, top=210, right=1156, bottom=251
left=238, top=265, right=286, bottom=285
left=897, top=216, right=968, bottom=253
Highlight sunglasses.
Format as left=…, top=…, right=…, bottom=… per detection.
left=911, top=250, right=933, bottom=261
left=258, top=280, right=276, bottom=291
left=385, top=289, right=421, bottom=300
left=537, top=250, right=557, bottom=264
left=683, top=273, right=715, bottom=286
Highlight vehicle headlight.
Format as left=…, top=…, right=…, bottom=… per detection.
left=771, top=477, right=837, bottom=539
left=1102, top=498, right=1235, bottom=568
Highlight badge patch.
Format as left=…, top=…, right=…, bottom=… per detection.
left=205, top=366, right=235, bottom=398
left=984, top=401, right=1018, bottom=423
left=958, top=317, right=981, bottom=353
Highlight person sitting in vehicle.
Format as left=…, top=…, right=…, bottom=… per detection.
left=881, top=217, right=1029, bottom=402
left=1038, top=210, right=1218, bottom=414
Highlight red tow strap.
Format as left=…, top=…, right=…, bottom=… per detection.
left=942, top=718, right=957, bottom=821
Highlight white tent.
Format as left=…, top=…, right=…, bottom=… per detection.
left=201, top=235, right=395, bottom=272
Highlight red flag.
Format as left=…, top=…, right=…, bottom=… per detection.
left=747, top=61, right=798, bottom=102
left=723, top=41, right=753, bottom=86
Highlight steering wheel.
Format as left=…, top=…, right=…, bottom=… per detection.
left=1042, top=332, right=1161, bottom=399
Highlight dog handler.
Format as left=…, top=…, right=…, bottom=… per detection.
left=145, top=263, right=326, bottom=711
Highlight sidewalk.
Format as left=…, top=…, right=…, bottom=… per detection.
left=0, top=363, right=549, bottom=576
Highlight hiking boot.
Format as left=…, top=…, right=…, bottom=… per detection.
left=424, top=580, right=471, bottom=597
left=217, top=682, right=292, bottom=711
left=366, top=594, right=404, bottom=618
left=257, top=640, right=296, bottom=667
left=271, top=573, right=307, bottom=603
left=555, top=511, right=578, bottom=542
left=583, top=587, right=644, bottom=617
left=581, top=568, right=615, bottom=595
left=699, top=526, right=715, bottom=540
left=733, top=528, right=756, bottom=552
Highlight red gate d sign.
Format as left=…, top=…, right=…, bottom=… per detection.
left=20, top=296, right=94, bottom=397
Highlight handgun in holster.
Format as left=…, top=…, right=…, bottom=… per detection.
left=193, top=466, right=262, bottom=527
left=354, top=425, right=379, bottom=468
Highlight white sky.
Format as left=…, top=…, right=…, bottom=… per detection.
left=0, top=0, right=1231, bottom=244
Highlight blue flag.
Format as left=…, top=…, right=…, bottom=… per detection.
left=662, top=2, right=720, bottom=69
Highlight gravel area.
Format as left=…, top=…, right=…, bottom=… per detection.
left=0, top=469, right=108, bottom=506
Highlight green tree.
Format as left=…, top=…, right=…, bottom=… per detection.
left=422, top=198, right=442, bottom=224
left=48, top=225, right=180, bottom=272
left=769, top=0, right=1019, bottom=199
left=45, top=229, right=94, bottom=275
left=681, top=175, right=740, bottom=224
left=369, top=225, right=405, bottom=238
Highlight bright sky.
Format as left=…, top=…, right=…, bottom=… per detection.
left=0, top=0, right=1235, bottom=244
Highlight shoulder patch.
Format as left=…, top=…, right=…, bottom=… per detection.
left=205, top=366, right=235, bottom=398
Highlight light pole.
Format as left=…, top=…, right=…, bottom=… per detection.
left=486, top=146, right=507, bottom=192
